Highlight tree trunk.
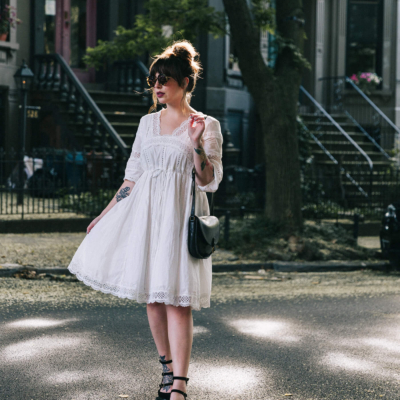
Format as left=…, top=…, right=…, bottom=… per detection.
left=222, top=0, right=305, bottom=231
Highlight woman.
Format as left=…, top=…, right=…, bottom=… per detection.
left=67, top=40, right=223, bottom=400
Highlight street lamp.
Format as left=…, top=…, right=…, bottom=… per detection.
left=14, top=60, right=34, bottom=206
left=13, top=59, right=34, bottom=91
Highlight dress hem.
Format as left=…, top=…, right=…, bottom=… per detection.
left=67, top=260, right=210, bottom=311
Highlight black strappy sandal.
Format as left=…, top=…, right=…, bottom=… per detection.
left=157, top=359, right=173, bottom=400
left=170, top=376, right=189, bottom=399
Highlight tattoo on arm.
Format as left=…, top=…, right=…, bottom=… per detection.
left=115, top=186, right=130, bottom=202
left=194, top=144, right=213, bottom=172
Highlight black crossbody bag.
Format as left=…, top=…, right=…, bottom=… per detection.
left=188, top=167, right=220, bottom=259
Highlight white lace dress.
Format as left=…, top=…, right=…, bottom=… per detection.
left=67, top=110, right=224, bottom=311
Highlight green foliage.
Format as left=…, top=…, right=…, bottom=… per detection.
left=59, top=189, right=117, bottom=217
left=297, top=116, right=325, bottom=204
left=297, top=115, right=312, bottom=168
left=217, top=214, right=377, bottom=262
left=218, top=214, right=287, bottom=253
left=251, top=0, right=276, bottom=33
left=83, top=0, right=226, bottom=69
left=301, top=201, right=346, bottom=220
left=274, top=34, right=311, bottom=71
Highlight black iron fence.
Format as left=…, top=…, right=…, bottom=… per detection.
left=300, top=155, right=400, bottom=220
left=1, top=145, right=400, bottom=221
left=0, top=147, right=265, bottom=219
left=0, top=147, right=126, bottom=218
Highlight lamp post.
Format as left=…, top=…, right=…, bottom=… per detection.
left=14, top=60, right=34, bottom=206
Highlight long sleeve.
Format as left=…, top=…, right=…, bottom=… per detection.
left=197, top=118, right=224, bottom=193
left=124, top=116, right=145, bottom=183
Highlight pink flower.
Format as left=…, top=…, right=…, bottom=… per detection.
left=350, top=74, right=359, bottom=83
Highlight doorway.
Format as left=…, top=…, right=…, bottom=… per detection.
left=44, top=0, right=97, bottom=82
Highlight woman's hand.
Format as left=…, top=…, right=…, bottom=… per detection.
left=188, top=112, right=207, bottom=145
left=87, top=215, right=102, bottom=234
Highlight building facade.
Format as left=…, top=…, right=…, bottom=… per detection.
left=0, top=0, right=399, bottom=169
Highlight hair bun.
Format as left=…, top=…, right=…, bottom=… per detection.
left=172, top=42, right=197, bottom=62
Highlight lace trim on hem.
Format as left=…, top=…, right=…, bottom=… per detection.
left=67, top=260, right=210, bottom=311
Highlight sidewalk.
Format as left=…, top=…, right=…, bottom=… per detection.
left=0, top=232, right=390, bottom=277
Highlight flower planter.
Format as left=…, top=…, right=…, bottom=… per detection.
left=0, top=33, right=8, bottom=41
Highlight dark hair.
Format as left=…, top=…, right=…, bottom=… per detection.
left=147, top=40, right=203, bottom=114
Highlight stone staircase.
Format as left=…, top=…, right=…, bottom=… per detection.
left=31, top=88, right=150, bottom=153
left=300, top=112, right=399, bottom=208
left=65, top=90, right=150, bottom=151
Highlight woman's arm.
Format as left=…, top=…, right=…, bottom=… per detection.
left=99, top=179, right=136, bottom=218
left=189, top=115, right=224, bottom=192
left=193, top=141, right=215, bottom=187
left=87, top=179, right=136, bottom=234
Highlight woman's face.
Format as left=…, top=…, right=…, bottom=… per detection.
left=153, top=72, right=188, bottom=105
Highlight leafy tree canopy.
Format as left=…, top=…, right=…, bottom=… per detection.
left=83, top=0, right=278, bottom=70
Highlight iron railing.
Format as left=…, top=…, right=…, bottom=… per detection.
left=299, top=85, right=374, bottom=202
left=319, top=76, right=400, bottom=158
left=105, top=59, right=153, bottom=105
left=297, top=117, right=369, bottom=199
left=0, top=146, right=264, bottom=219
left=1, top=145, right=400, bottom=221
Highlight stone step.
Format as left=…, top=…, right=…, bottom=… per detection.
left=62, top=110, right=143, bottom=124
left=308, top=140, right=377, bottom=151
left=93, top=100, right=149, bottom=113
left=312, top=150, right=389, bottom=163
left=305, top=121, right=360, bottom=132
left=299, top=113, right=350, bottom=124
left=307, top=130, right=368, bottom=141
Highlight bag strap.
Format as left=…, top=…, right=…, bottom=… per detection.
left=191, top=167, right=214, bottom=217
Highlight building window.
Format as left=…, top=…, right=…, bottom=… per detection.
left=0, top=89, right=6, bottom=150
left=346, top=0, right=384, bottom=82
left=228, top=35, right=240, bottom=72
left=44, top=0, right=56, bottom=54
left=225, top=24, right=243, bottom=88
left=0, top=0, right=9, bottom=41
left=227, top=110, right=243, bottom=163
left=266, top=0, right=277, bottom=69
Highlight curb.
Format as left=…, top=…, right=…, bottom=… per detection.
left=0, top=218, right=92, bottom=234
left=0, top=261, right=391, bottom=277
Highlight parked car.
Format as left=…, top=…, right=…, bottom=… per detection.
left=380, top=202, right=400, bottom=269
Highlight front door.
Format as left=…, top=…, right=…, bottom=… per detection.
left=51, top=0, right=97, bottom=82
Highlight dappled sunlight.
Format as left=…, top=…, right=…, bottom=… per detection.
left=318, top=320, right=400, bottom=381
left=43, top=369, right=128, bottom=385
left=193, top=325, right=209, bottom=335
left=1, top=335, right=89, bottom=363
left=322, top=352, right=379, bottom=373
left=362, top=337, right=400, bottom=353
left=228, top=318, right=300, bottom=342
left=190, top=364, right=268, bottom=396
left=4, top=318, right=78, bottom=330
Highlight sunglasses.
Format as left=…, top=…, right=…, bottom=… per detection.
left=146, top=73, right=172, bottom=87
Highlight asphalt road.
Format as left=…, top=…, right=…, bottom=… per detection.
left=1, top=270, right=400, bottom=400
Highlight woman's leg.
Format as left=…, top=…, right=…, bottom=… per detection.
left=147, top=302, right=174, bottom=394
left=166, top=305, right=193, bottom=399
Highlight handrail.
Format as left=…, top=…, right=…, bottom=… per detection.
left=35, top=53, right=129, bottom=157
left=112, top=59, right=151, bottom=105
left=319, top=75, right=399, bottom=158
left=318, top=75, right=400, bottom=133
left=297, top=118, right=368, bottom=198
left=300, top=85, right=374, bottom=171
left=342, top=110, right=390, bottom=159
left=344, top=77, right=400, bottom=134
